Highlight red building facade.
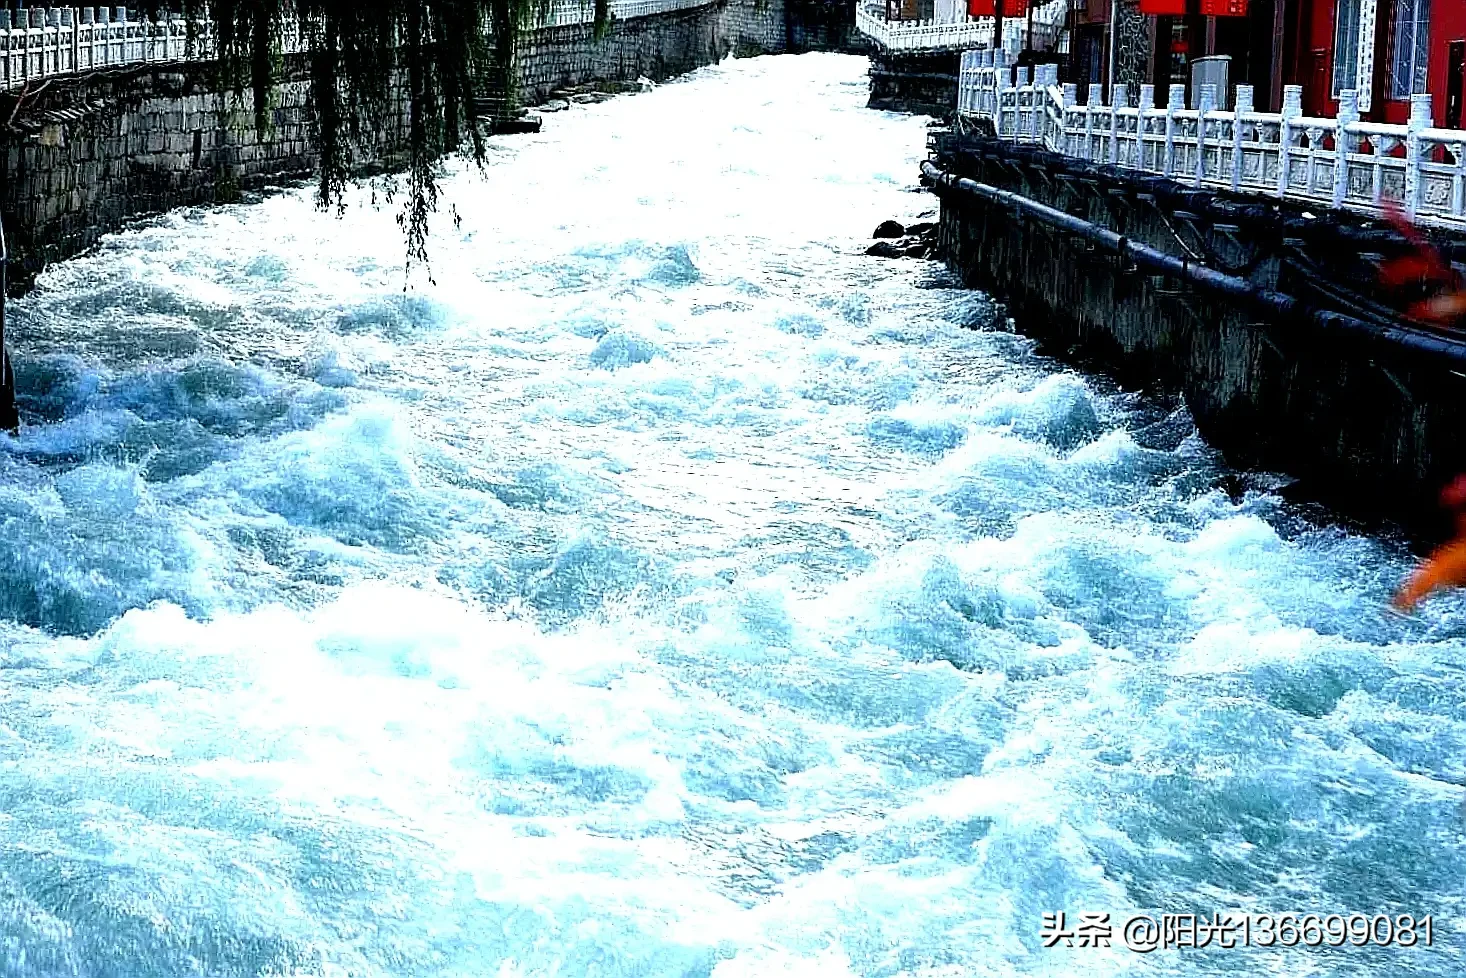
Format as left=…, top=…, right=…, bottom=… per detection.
left=1301, top=0, right=1466, bottom=126
left=1061, top=0, right=1466, bottom=127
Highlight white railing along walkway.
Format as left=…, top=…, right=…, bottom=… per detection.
left=0, top=7, right=219, bottom=91
left=854, top=0, right=1065, bottom=55
left=854, top=6, right=992, bottom=52
left=957, top=50, right=1466, bottom=229
left=0, top=1, right=719, bottom=93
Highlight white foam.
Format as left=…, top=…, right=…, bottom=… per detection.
left=1, top=51, right=1460, bottom=978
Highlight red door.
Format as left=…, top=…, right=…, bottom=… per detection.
left=1448, top=41, right=1466, bottom=131
left=1305, top=47, right=1330, bottom=116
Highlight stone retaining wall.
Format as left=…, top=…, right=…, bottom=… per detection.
left=518, top=0, right=731, bottom=103
left=3, top=63, right=413, bottom=287
left=930, top=130, right=1466, bottom=536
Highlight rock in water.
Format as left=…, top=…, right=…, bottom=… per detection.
left=873, top=220, right=905, bottom=239
left=866, top=236, right=934, bottom=259
left=904, top=221, right=936, bottom=237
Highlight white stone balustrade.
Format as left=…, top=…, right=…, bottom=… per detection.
left=0, top=7, right=221, bottom=90
left=957, top=52, right=1466, bottom=229
left=856, top=0, right=1064, bottom=56
left=854, top=6, right=992, bottom=53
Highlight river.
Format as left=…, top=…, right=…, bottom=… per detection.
left=0, top=52, right=1462, bottom=977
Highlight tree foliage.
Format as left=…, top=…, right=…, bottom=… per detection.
left=137, top=0, right=553, bottom=274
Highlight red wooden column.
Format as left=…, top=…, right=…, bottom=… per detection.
left=1270, top=0, right=1287, bottom=112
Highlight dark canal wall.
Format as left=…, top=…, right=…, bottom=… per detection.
left=927, top=129, right=1466, bottom=537
left=0, top=0, right=851, bottom=290
left=868, top=50, right=957, bottom=116
left=784, top=0, right=870, bottom=55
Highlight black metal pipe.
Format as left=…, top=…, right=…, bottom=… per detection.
left=919, top=159, right=1466, bottom=370
left=930, top=131, right=1466, bottom=262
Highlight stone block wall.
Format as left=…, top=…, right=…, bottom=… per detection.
left=518, top=0, right=733, bottom=102
left=721, top=0, right=788, bottom=55
left=2, top=59, right=413, bottom=288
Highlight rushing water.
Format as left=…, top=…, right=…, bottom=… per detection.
left=1, top=52, right=1464, bottom=978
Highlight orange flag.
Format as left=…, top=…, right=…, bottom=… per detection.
left=1394, top=476, right=1466, bottom=611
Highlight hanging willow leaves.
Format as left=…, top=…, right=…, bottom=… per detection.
left=136, top=0, right=552, bottom=275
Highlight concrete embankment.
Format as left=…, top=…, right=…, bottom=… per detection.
left=926, top=128, right=1466, bottom=538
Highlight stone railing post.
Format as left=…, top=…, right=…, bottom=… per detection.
left=80, top=6, right=94, bottom=72
left=1276, top=85, right=1302, bottom=199
left=965, top=47, right=975, bottom=109
left=62, top=6, right=76, bottom=75
left=1028, top=61, right=1041, bottom=134
left=114, top=7, right=127, bottom=67
left=1404, top=92, right=1432, bottom=219
left=1195, top=84, right=1216, bottom=186
left=1163, top=84, right=1185, bottom=178
left=995, top=49, right=1006, bottom=118
left=973, top=49, right=983, bottom=115
left=973, top=48, right=983, bottom=115
left=1332, top=89, right=1359, bottom=209
left=1034, top=67, right=1048, bottom=142
left=1057, top=79, right=1073, bottom=149
left=1109, top=82, right=1126, bottom=164
left=97, top=5, right=110, bottom=70
left=979, top=47, right=992, bottom=116
left=959, top=49, right=971, bottom=115
left=1453, top=132, right=1466, bottom=219
left=1014, top=66, right=1031, bottom=140
left=1138, top=84, right=1155, bottom=170
left=42, top=8, right=55, bottom=77
left=983, top=51, right=993, bottom=115
left=0, top=11, right=10, bottom=90
left=26, top=8, right=43, bottom=83
left=979, top=51, right=989, bottom=115
left=1231, top=84, right=1253, bottom=191
left=1085, top=83, right=1102, bottom=162
left=1043, top=63, right=1060, bottom=89
left=10, top=10, right=23, bottom=85
left=997, top=62, right=1008, bottom=134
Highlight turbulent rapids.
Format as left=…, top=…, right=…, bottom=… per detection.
left=0, top=53, right=1463, bottom=977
